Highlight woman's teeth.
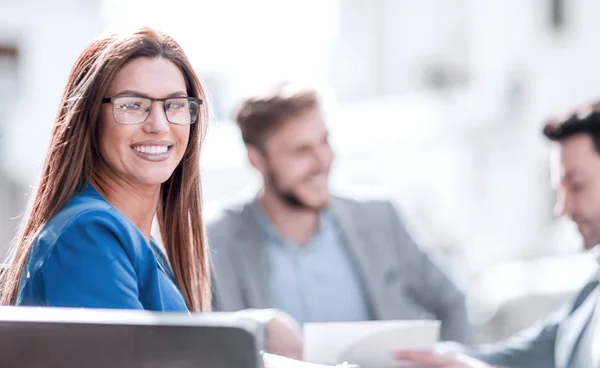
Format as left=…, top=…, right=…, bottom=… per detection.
left=133, top=146, right=169, bottom=155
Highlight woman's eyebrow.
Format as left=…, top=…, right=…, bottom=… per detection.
left=112, top=90, right=188, bottom=98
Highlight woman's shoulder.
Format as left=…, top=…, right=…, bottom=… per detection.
left=29, top=187, right=145, bottom=268
left=43, top=188, right=135, bottom=242
left=18, top=188, right=159, bottom=309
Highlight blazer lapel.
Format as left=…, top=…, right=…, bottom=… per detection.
left=330, top=197, right=385, bottom=319
left=555, top=284, right=599, bottom=368
left=234, top=202, right=271, bottom=309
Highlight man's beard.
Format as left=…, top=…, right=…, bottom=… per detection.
left=575, top=219, right=600, bottom=250
left=266, top=169, right=328, bottom=211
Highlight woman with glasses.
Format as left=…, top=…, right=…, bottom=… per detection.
left=0, top=27, right=208, bottom=311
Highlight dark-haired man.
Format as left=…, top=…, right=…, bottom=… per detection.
left=207, top=85, right=471, bottom=358
left=397, top=103, right=600, bottom=367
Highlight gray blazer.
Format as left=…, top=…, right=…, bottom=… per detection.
left=463, top=274, right=599, bottom=368
left=207, top=196, right=470, bottom=342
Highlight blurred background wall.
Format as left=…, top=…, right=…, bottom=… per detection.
left=1, top=0, right=599, bottom=342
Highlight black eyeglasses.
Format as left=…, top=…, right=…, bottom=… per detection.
left=102, top=96, right=203, bottom=125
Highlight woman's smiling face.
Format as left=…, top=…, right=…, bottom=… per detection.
left=98, top=57, right=191, bottom=186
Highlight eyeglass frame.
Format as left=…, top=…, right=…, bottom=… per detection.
left=102, top=95, right=203, bottom=125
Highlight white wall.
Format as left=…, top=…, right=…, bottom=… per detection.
left=324, top=0, right=600, bottom=277
left=0, top=0, right=106, bottom=184
left=0, top=0, right=105, bottom=255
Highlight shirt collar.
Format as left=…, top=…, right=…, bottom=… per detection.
left=590, top=244, right=600, bottom=266
left=250, top=197, right=332, bottom=247
left=588, top=245, right=600, bottom=283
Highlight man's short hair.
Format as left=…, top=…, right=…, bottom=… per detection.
left=234, top=84, right=320, bottom=149
left=543, top=101, right=600, bottom=151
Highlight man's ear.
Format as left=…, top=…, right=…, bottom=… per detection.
left=247, top=145, right=267, bottom=174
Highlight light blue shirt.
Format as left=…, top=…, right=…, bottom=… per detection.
left=251, top=200, right=372, bottom=325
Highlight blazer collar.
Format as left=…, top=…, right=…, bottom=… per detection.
left=330, top=197, right=385, bottom=319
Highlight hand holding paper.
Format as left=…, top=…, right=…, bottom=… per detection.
left=304, top=320, right=440, bottom=368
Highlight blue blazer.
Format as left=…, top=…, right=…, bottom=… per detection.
left=17, top=184, right=188, bottom=312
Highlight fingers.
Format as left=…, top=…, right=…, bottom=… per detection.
left=395, top=350, right=453, bottom=364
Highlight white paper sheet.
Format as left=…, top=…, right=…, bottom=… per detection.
left=304, top=320, right=440, bottom=368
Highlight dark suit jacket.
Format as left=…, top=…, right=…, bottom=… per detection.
left=462, top=272, right=599, bottom=368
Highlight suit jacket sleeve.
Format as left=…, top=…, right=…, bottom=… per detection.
left=386, top=202, right=471, bottom=342
left=460, top=311, right=561, bottom=368
left=448, top=277, right=599, bottom=368
left=437, top=306, right=564, bottom=368
left=208, top=220, right=248, bottom=312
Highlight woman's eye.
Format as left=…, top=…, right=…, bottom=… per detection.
left=166, top=102, right=185, bottom=110
left=118, top=103, right=141, bottom=110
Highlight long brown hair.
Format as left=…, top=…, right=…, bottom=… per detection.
left=0, top=27, right=211, bottom=311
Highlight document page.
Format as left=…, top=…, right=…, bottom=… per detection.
left=304, top=320, right=440, bottom=368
